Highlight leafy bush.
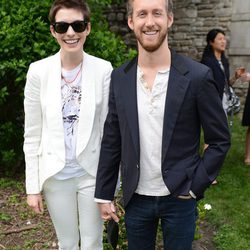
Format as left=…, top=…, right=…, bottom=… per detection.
left=0, top=0, right=136, bottom=176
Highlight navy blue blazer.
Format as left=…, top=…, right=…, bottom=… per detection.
left=95, top=51, right=231, bottom=207
left=201, top=54, right=230, bottom=99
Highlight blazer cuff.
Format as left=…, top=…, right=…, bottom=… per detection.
left=189, top=190, right=197, bottom=199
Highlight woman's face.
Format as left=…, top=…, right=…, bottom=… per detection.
left=210, top=32, right=227, bottom=53
left=50, top=8, right=90, bottom=55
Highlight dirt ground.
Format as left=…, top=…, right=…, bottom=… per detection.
left=0, top=182, right=216, bottom=250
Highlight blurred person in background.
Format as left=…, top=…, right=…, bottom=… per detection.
left=201, top=28, right=245, bottom=183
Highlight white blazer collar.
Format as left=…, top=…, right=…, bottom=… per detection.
left=46, top=52, right=65, bottom=162
left=76, top=52, right=96, bottom=156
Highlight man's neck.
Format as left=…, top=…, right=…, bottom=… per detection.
left=138, top=45, right=171, bottom=71
left=137, top=45, right=171, bottom=91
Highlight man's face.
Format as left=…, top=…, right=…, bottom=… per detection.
left=127, top=0, right=173, bottom=52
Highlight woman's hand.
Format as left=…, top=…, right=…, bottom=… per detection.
left=27, top=194, right=44, bottom=214
left=235, top=67, right=245, bottom=79
left=240, top=72, right=250, bottom=82
left=230, top=67, right=247, bottom=85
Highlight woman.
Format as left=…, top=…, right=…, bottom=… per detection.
left=201, top=28, right=243, bottom=111
left=201, top=29, right=244, bottom=184
left=23, top=0, right=112, bottom=249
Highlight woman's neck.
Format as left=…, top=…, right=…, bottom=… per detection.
left=61, top=52, right=83, bottom=70
left=214, top=50, right=222, bottom=60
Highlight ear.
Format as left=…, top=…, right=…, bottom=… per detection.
left=50, top=25, right=57, bottom=38
left=167, top=13, right=174, bottom=29
left=209, top=40, right=214, bottom=46
left=85, top=22, right=91, bottom=36
left=127, top=16, right=134, bottom=31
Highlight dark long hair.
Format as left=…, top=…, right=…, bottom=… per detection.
left=201, top=28, right=228, bottom=64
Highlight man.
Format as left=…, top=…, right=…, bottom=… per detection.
left=95, top=0, right=230, bottom=249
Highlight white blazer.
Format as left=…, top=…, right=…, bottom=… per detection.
left=23, top=51, right=112, bottom=194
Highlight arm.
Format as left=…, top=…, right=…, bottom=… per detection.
left=23, top=63, right=44, bottom=211
left=191, top=69, right=231, bottom=199
left=95, top=71, right=121, bottom=202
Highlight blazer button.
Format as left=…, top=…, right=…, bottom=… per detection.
left=136, top=165, right=139, bottom=169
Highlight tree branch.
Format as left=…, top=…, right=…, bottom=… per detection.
left=2, top=224, right=37, bottom=235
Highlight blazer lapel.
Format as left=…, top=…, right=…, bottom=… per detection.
left=46, top=52, right=65, bottom=162
left=122, top=57, right=140, bottom=162
left=162, top=51, right=190, bottom=163
left=76, top=52, right=96, bottom=156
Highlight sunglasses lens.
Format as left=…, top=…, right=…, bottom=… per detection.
left=54, top=22, right=69, bottom=34
left=71, top=21, right=87, bottom=32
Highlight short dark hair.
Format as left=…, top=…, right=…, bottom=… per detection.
left=49, top=0, right=90, bottom=24
left=126, top=0, right=173, bottom=17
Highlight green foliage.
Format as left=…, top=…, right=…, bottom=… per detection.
left=0, top=212, right=12, bottom=223
left=0, top=0, right=136, bottom=175
left=0, top=0, right=57, bottom=175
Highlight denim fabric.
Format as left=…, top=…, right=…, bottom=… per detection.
left=125, top=193, right=196, bottom=250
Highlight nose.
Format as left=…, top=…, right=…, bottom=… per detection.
left=145, top=14, right=155, bottom=27
left=66, top=25, right=75, bottom=35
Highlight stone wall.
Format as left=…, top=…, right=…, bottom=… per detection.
left=106, top=1, right=233, bottom=59
left=105, top=0, right=250, bottom=107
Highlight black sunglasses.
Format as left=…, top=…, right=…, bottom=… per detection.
left=52, top=20, right=88, bottom=34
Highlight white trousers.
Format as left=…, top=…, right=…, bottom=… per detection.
left=43, top=174, right=103, bottom=250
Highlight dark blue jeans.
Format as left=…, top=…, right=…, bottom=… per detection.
left=124, top=193, right=197, bottom=250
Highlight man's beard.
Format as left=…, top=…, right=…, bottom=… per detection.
left=135, top=29, right=168, bottom=52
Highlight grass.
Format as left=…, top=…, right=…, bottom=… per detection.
left=201, top=114, right=250, bottom=249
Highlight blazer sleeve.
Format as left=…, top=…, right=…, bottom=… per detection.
left=95, top=71, right=121, bottom=201
left=190, top=69, right=231, bottom=199
left=23, top=63, right=42, bottom=194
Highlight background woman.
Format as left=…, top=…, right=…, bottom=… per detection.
left=201, top=28, right=244, bottom=111
left=23, top=0, right=112, bottom=249
left=201, top=28, right=244, bottom=184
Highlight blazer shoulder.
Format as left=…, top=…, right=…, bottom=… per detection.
left=31, top=52, right=58, bottom=65
left=112, top=56, right=137, bottom=76
left=84, top=52, right=112, bottom=70
left=173, top=53, right=210, bottom=77
left=28, top=53, right=58, bottom=72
